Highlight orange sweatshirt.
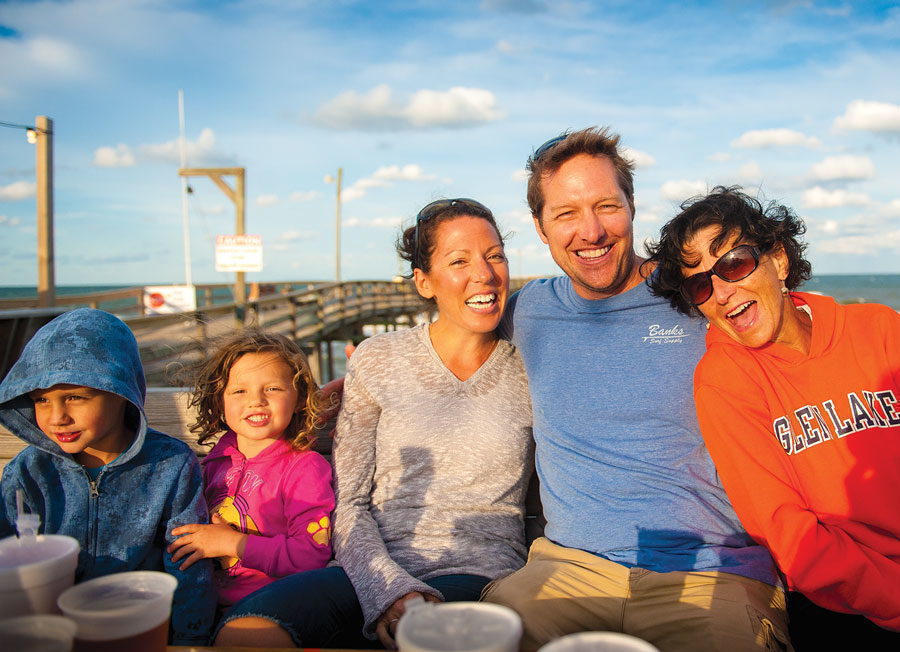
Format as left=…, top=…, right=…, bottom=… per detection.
left=694, top=292, right=900, bottom=631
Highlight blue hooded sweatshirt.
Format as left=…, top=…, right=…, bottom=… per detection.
left=0, top=308, right=216, bottom=645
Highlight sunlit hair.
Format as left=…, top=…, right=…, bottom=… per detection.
left=188, top=328, right=320, bottom=450
left=395, top=199, right=504, bottom=280
left=526, top=126, right=636, bottom=224
left=644, top=185, right=812, bottom=317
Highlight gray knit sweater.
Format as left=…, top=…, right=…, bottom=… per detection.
left=332, top=324, right=533, bottom=637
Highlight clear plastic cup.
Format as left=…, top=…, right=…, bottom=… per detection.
left=539, top=631, right=660, bottom=652
left=0, top=614, right=77, bottom=652
left=0, top=534, right=80, bottom=616
left=396, top=601, right=522, bottom=652
left=57, top=570, right=177, bottom=652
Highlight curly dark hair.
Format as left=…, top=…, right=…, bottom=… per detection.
left=526, top=126, right=636, bottom=223
left=396, top=198, right=504, bottom=286
left=188, top=328, right=321, bottom=450
left=644, top=186, right=812, bottom=317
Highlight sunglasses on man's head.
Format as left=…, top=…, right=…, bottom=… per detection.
left=527, top=134, right=569, bottom=167
left=680, top=244, right=763, bottom=306
left=413, top=198, right=491, bottom=268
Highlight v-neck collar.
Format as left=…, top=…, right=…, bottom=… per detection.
left=415, top=323, right=504, bottom=387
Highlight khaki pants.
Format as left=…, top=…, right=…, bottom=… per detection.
left=482, top=538, right=791, bottom=652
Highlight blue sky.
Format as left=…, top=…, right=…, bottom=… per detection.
left=1, top=0, right=899, bottom=287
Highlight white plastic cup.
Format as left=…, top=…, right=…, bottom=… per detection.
left=539, top=632, right=660, bottom=652
left=0, top=614, right=78, bottom=651
left=396, top=601, right=522, bottom=652
left=0, top=534, right=80, bottom=616
left=57, top=570, right=177, bottom=652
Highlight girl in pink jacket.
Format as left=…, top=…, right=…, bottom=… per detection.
left=169, top=330, right=334, bottom=605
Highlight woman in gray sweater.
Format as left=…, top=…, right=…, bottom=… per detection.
left=215, top=199, right=534, bottom=649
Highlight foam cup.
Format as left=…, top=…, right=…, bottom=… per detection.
left=0, top=534, right=80, bottom=616
left=57, top=570, right=176, bottom=652
left=539, top=631, right=660, bottom=652
left=396, top=601, right=522, bottom=652
left=0, top=614, right=77, bottom=651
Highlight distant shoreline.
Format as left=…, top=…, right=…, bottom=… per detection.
left=2, top=274, right=900, bottom=310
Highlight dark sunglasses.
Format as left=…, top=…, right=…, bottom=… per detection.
left=680, top=244, right=763, bottom=306
left=527, top=133, right=568, bottom=167
left=413, top=198, right=491, bottom=268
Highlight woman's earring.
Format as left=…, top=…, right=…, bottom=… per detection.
left=780, top=283, right=789, bottom=296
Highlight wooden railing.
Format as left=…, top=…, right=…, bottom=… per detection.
left=1, top=278, right=534, bottom=387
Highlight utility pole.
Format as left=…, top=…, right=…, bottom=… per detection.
left=35, top=116, right=55, bottom=307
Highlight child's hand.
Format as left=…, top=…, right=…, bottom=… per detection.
left=168, top=514, right=248, bottom=570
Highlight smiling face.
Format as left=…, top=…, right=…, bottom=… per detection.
left=683, top=225, right=808, bottom=350
left=535, top=153, right=642, bottom=300
left=29, top=385, right=131, bottom=467
left=414, top=215, right=509, bottom=337
left=222, top=352, right=300, bottom=457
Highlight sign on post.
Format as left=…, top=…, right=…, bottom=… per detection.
left=143, top=285, right=197, bottom=314
left=215, top=234, right=263, bottom=272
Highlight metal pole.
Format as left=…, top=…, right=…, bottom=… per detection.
left=178, top=90, right=193, bottom=287
left=335, top=167, right=343, bottom=283
left=36, top=116, right=55, bottom=307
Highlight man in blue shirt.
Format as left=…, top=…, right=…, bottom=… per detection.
left=482, top=128, right=789, bottom=652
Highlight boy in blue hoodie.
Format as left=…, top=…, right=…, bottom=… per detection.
left=0, top=308, right=216, bottom=645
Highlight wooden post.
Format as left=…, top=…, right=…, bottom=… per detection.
left=177, top=167, right=246, bottom=325
left=35, top=116, right=55, bottom=307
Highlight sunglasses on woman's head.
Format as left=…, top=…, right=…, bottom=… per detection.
left=413, top=198, right=491, bottom=268
left=680, top=244, right=763, bottom=306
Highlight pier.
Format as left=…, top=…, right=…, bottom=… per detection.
left=0, top=278, right=531, bottom=387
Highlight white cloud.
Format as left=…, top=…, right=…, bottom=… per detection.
left=342, top=216, right=403, bottom=228
left=731, top=128, right=821, bottom=149
left=0, top=181, right=36, bottom=201
left=511, top=168, right=528, bottom=182
left=255, top=194, right=279, bottom=206
left=140, top=128, right=232, bottom=165
left=312, top=84, right=504, bottom=131
left=496, top=40, right=516, bottom=53
left=660, top=180, right=707, bottom=202
left=290, top=190, right=320, bottom=202
left=809, top=155, right=875, bottom=181
left=802, top=186, right=871, bottom=209
left=708, top=152, right=732, bottom=162
left=738, top=161, right=764, bottom=182
left=93, top=144, right=135, bottom=167
left=26, top=36, right=86, bottom=76
left=370, top=216, right=403, bottom=228
left=834, top=99, right=900, bottom=132
left=817, top=231, right=900, bottom=256
left=621, top=147, right=656, bottom=168
left=372, top=164, right=436, bottom=182
left=342, top=164, right=439, bottom=202
left=278, top=230, right=315, bottom=241
left=502, top=208, right=533, bottom=225
left=0, top=215, right=23, bottom=227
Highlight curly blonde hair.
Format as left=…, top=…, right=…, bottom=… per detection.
left=188, top=329, right=321, bottom=451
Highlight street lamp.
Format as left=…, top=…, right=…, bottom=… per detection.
left=324, top=168, right=343, bottom=283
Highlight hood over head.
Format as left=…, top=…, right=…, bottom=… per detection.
left=0, top=308, right=148, bottom=462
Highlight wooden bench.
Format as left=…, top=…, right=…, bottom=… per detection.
left=0, top=387, right=545, bottom=541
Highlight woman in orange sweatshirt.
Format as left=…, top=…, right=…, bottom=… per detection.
left=645, top=186, right=899, bottom=648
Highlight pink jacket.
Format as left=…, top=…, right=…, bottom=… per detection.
left=202, top=431, right=334, bottom=605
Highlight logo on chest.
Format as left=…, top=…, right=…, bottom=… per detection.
left=642, top=324, right=688, bottom=344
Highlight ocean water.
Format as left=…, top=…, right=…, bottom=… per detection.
left=1, top=275, right=899, bottom=310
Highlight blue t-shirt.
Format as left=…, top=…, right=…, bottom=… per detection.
left=505, top=276, right=777, bottom=585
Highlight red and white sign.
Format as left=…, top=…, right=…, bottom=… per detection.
left=143, top=285, right=197, bottom=314
left=216, top=234, right=263, bottom=272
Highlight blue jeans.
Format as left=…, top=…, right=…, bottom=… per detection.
left=217, top=566, right=491, bottom=648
